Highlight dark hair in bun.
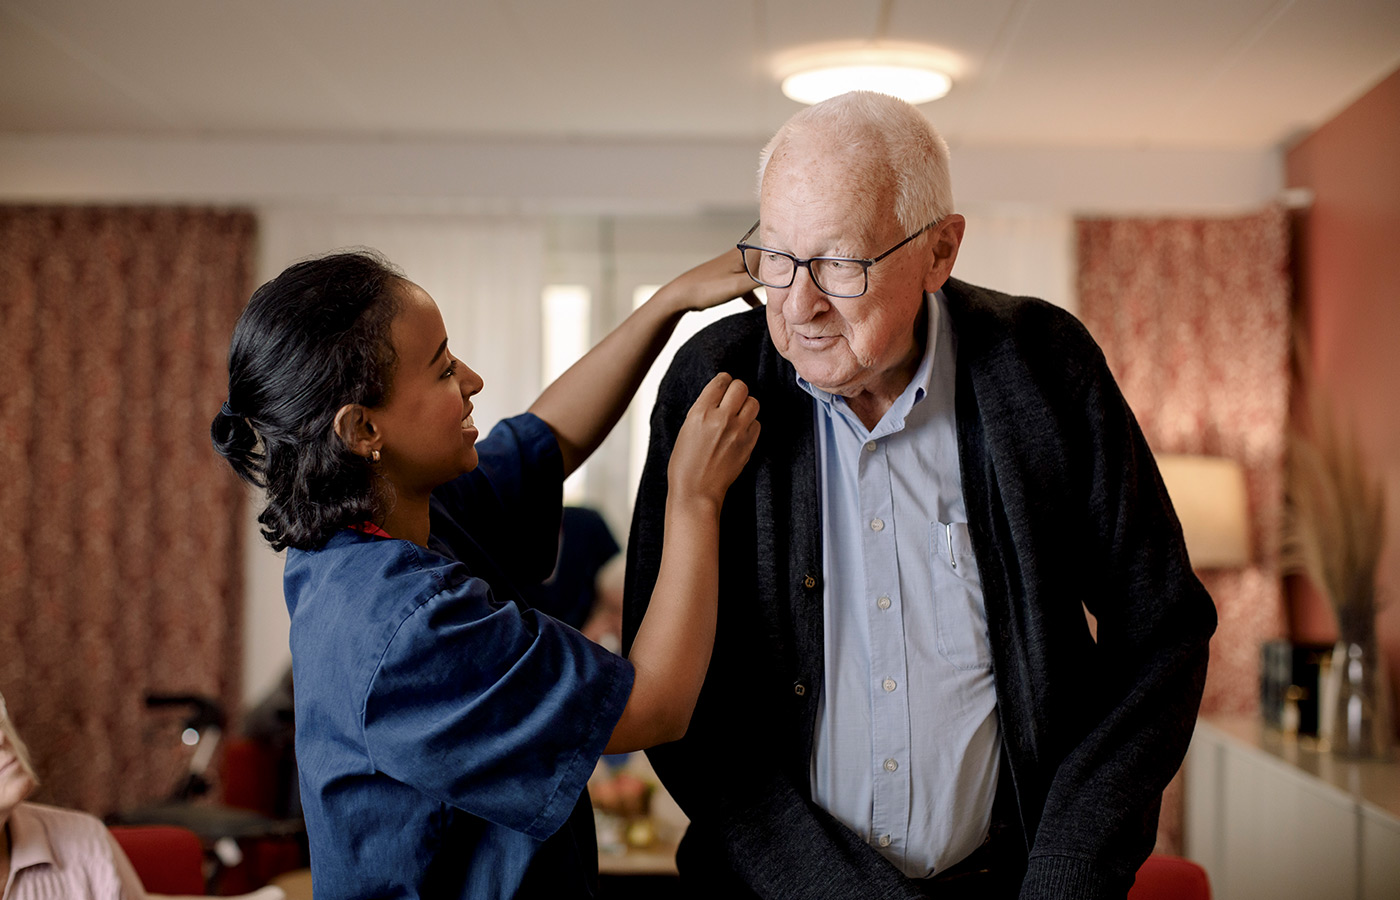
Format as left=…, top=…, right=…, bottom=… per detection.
left=212, top=250, right=403, bottom=551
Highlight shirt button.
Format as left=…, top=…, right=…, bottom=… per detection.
left=870, top=518, right=884, bottom=532
left=878, top=834, right=892, bottom=847
left=864, top=440, right=877, bottom=452
left=882, top=678, right=897, bottom=693
left=876, top=596, right=891, bottom=610
left=883, top=758, right=898, bottom=772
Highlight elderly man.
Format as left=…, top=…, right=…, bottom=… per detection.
left=623, top=91, right=1216, bottom=900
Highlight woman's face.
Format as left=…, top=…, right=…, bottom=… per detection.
left=369, top=281, right=485, bottom=498
left=0, top=714, right=36, bottom=822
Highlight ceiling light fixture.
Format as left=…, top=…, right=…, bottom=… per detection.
left=775, top=42, right=957, bottom=106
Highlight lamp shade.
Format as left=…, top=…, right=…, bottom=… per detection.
left=1156, top=454, right=1251, bottom=569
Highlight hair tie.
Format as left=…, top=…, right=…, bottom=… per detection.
left=220, top=400, right=240, bottom=418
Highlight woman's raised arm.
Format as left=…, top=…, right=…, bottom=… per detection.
left=528, top=250, right=757, bottom=476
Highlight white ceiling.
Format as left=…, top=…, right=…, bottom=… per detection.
left=3, top=0, right=1399, bottom=152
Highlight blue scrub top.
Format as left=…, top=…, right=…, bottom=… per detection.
left=284, top=413, right=635, bottom=899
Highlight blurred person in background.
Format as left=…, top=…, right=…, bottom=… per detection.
left=0, top=690, right=148, bottom=899
left=523, top=506, right=624, bottom=651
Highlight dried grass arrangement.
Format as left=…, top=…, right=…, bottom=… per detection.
left=1282, top=388, right=1386, bottom=640
left=1283, top=367, right=1392, bottom=757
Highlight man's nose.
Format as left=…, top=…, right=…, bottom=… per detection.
left=782, top=266, right=831, bottom=322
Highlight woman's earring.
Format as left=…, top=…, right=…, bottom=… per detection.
left=370, top=449, right=381, bottom=463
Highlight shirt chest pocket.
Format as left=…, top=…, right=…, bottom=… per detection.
left=930, top=521, right=991, bottom=671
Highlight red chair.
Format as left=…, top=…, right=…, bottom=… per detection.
left=216, top=737, right=307, bottom=892
left=220, top=737, right=283, bottom=817
left=1128, top=854, right=1211, bottom=900
left=109, top=824, right=206, bottom=895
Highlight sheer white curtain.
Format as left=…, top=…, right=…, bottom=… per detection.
left=949, top=208, right=1077, bottom=315
left=243, top=210, right=545, bottom=704
left=257, top=210, right=545, bottom=431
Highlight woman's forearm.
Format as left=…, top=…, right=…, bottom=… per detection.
left=528, top=251, right=755, bottom=476
left=529, top=294, right=687, bottom=477
left=603, top=372, right=759, bottom=752
left=604, top=494, right=721, bottom=753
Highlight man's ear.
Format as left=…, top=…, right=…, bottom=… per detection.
left=923, top=213, right=966, bottom=293
left=333, top=404, right=380, bottom=459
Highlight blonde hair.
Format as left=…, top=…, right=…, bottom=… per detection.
left=0, top=691, right=39, bottom=786
left=756, top=90, right=955, bottom=230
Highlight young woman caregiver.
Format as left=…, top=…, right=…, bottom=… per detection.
left=211, top=248, right=760, bottom=899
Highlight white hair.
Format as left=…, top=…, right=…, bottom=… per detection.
left=756, top=91, right=954, bottom=230
left=0, top=691, right=39, bottom=786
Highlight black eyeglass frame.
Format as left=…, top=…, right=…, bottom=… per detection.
left=736, top=219, right=938, bottom=299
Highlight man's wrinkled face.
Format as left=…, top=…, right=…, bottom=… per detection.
left=759, top=141, right=940, bottom=404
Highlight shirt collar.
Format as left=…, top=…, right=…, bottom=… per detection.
left=6, top=804, right=57, bottom=880
left=795, top=290, right=943, bottom=439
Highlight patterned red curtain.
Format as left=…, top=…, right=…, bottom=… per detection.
left=0, top=206, right=254, bottom=817
left=1077, top=207, right=1291, bottom=850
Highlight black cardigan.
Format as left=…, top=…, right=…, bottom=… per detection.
left=623, top=278, right=1217, bottom=900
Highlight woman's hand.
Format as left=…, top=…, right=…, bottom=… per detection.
left=666, top=373, right=760, bottom=513
left=647, top=249, right=761, bottom=315
left=529, top=249, right=758, bottom=477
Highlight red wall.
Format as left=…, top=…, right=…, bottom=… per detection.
left=1285, top=66, right=1400, bottom=737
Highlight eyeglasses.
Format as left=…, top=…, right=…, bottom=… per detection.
left=737, top=220, right=936, bottom=299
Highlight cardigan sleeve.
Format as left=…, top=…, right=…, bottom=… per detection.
left=953, top=294, right=1218, bottom=899
left=1027, top=347, right=1215, bottom=899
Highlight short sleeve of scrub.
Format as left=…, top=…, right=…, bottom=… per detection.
left=362, top=564, right=633, bottom=839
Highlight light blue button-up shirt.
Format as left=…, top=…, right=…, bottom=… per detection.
left=803, top=291, right=1000, bottom=878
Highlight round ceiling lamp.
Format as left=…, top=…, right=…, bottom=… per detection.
left=775, top=43, right=957, bottom=106
left=782, top=64, right=951, bottom=105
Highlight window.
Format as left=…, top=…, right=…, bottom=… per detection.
left=542, top=284, right=592, bottom=504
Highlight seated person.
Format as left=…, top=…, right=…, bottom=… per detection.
left=523, top=505, right=623, bottom=648
left=1, top=689, right=147, bottom=899
left=2, top=690, right=286, bottom=900
left=581, top=554, right=627, bottom=652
